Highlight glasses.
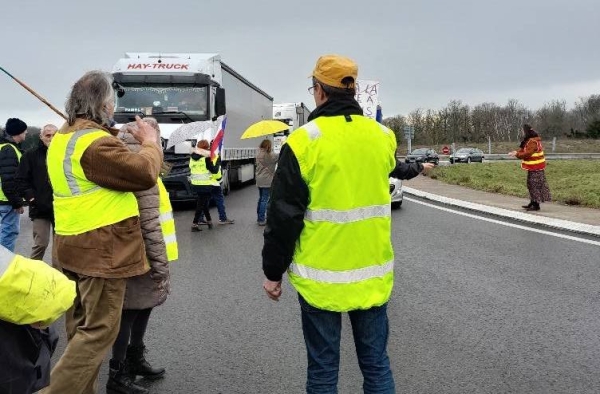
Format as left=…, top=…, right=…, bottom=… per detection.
left=308, top=84, right=317, bottom=95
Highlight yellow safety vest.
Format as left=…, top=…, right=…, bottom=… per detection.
left=189, top=155, right=219, bottom=186
left=285, top=115, right=397, bottom=312
left=0, top=143, right=22, bottom=202
left=211, top=154, right=222, bottom=182
left=0, top=246, right=76, bottom=325
left=47, top=129, right=139, bottom=235
left=521, top=138, right=546, bottom=171
left=157, top=178, right=178, bottom=261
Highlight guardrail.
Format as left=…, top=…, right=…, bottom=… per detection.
left=397, top=153, right=600, bottom=161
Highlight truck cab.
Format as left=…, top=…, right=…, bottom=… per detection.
left=272, top=102, right=311, bottom=153
left=112, top=53, right=272, bottom=200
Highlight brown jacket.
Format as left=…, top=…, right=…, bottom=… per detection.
left=255, top=149, right=278, bottom=188
left=515, top=136, right=543, bottom=160
left=52, top=119, right=163, bottom=279
left=118, top=129, right=171, bottom=309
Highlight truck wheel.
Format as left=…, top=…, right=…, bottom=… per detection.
left=222, top=165, right=231, bottom=196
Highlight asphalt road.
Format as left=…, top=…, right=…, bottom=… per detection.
left=15, top=185, right=600, bottom=393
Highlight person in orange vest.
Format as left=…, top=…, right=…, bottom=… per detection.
left=508, top=124, right=551, bottom=211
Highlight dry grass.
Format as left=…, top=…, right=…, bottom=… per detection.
left=430, top=160, right=600, bottom=209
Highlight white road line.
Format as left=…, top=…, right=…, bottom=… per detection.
left=404, top=197, right=600, bottom=247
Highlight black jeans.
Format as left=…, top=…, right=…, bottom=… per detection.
left=193, top=185, right=212, bottom=223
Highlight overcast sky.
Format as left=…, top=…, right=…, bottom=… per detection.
left=1, top=0, right=599, bottom=127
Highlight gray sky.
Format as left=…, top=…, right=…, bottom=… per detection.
left=1, top=0, right=599, bottom=127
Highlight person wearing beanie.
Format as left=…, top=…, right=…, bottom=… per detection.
left=0, top=118, right=28, bottom=251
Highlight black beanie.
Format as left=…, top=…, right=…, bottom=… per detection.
left=5, top=118, right=27, bottom=136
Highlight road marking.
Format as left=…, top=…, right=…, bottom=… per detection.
left=404, top=197, right=600, bottom=247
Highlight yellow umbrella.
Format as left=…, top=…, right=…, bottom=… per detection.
left=241, top=120, right=289, bottom=139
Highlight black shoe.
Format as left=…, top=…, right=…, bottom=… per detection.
left=107, top=359, right=149, bottom=394
left=191, top=223, right=202, bottom=232
left=126, top=345, right=166, bottom=380
left=522, top=202, right=533, bottom=209
left=526, top=203, right=540, bottom=211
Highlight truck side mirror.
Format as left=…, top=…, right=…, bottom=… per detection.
left=216, top=88, right=226, bottom=117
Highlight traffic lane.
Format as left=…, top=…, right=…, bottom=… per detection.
left=389, top=199, right=600, bottom=393
left=12, top=188, right=600, bottom=393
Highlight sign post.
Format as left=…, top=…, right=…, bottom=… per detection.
left=403, top=125, right=414, bottom=154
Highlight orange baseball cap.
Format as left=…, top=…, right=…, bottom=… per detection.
left=311, top=54, right=358, bottom=89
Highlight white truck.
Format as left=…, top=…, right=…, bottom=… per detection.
left=272, top=102, right=311, bottom=153
left=112, top=52, right=273, bottom=199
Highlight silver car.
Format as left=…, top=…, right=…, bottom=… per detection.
left=389, top=177, right=403, bottom=209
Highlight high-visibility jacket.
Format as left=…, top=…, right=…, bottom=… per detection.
left=0, top=143, right=21, bottom=202
left=157, top=178, right=178, bottom=261
left=47, top=129, right=139, bottom=235
left=0, top=246, right=75, bottom=325
left=189, top=156, right=219, bottom=186
left=521, top=138, right=546, bottom=171
left=211, top=154, right=222, bottom=182
left=285, top=115, right=397, bottom=312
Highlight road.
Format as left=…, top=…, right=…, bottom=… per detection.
left=15, top=185, right=600, bottom=393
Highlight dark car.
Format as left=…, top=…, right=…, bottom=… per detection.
left=449, top=147, right=484, bottom=164
left=405, top=148, right=439, bottom=165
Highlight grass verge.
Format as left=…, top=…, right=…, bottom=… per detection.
left=430, top=160, right=600, bottom=209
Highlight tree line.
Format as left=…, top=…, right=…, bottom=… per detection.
left=383, top=94, right=600, bottom=145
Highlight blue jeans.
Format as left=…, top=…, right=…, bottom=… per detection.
left=257, top=187, right=270, bottom=222
left=199, top=186, right=228, bottom=222
left=0, top=205, right=20, bottom=252
left=211, top=186, right=227, bottom=221
left=299, top=295, right=395, bottom=394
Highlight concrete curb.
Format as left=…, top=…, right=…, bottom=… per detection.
left=403, top=186, right=600, bottom=238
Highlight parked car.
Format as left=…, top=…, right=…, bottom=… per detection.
left=405, top=148, right=439, bottom=165
left=449, top=147, right=485, bottom=163
left=389, top=177, right=403, bottom=209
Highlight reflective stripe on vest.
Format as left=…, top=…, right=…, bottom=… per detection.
left=289, top=260, right=394, bottom=284
left=285, top=115, right=397, bottom=312
left=157, top=178, right=178, bottom=261
left=521, top=140, right=546, bottom=171
left=189, top=156, right=219, bottom=186
left=0, top=246, right=12, bottom=277
left=48, top=129, right=139, bottom=235
left=0, top=143, right=22, bottom=202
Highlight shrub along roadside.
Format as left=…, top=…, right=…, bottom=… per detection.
left=430, top=160, right=600, bottom=209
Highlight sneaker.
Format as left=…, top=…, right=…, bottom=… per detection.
left=198, top=220, right=208, bottom=225
left=207, top=221, right=213, bottom=229
left=191, top=223, right=202, bottom=232
left=218, top=219, right=235, bottom=224
left=257, top=221, right=266, bottom=226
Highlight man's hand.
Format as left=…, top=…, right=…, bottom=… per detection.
left=129, top=115, right=158, bottom=145
left=15, top=207, right=24, bottom=214
left=263, top=278, right=282, bottom=301
left=508, top=151, right=517, bottom=157
left=421, top=163, right=435, bottom=174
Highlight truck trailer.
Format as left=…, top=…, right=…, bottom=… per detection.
left=112, top=52, right=273, bottom=199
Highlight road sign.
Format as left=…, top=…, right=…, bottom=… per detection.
left=403, top=125, right=414, bottom=139
left=442, top=146, right=450, bottom=154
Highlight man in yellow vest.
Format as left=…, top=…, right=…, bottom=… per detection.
left=41, top=71, right=163, bottom=394
left=0, top=118, right=28, bottom=251
left=261, top=55, right=397, bottom=393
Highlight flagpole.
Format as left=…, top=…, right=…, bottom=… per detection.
left=0, top=66, right=67, bottom=120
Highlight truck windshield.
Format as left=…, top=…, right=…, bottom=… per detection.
left=115, top=86, right=208, bottom=120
